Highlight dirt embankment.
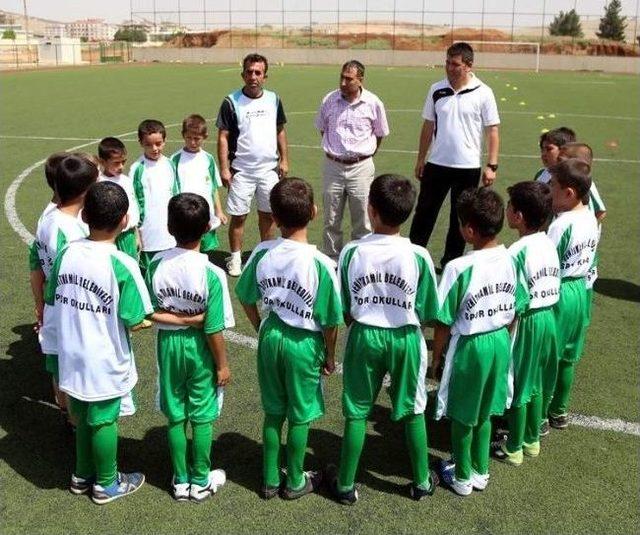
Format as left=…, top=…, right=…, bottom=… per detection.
left=166, top=27, right=639, bottom=57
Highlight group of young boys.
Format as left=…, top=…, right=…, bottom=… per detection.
left=28, top=120, right=603, bottom=506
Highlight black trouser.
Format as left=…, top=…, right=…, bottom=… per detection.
left=409, top=162, right=481, bottom=267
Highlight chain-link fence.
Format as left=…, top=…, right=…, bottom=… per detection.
left=130, top=0, right=639, bottom=53
left=0, top=41, right=132, bottom=70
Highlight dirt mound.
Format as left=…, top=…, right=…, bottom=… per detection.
left=165, top=31, right=228, bottom=48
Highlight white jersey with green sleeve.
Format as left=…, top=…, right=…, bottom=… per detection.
left=535, top=168, right=551, bottom=184
left=44, top=239, right=153, bottom=402
left=547, top=208, right=599, bottom=279
left=28, top=202, right=57, bottom=271
left=130, top=155, right=179, bottom=252
left=146, top=248, right=235, bottom=333
left=170, top=149, right=222, bottom=230
left=99, top=172, right=140, bottom=230
left=33, top=208, right=89, bottom=355
left=508, top=232, right=560, bottom=310
left=436, top=245, right=529, bottom=336
left=338, top=234, right=439, bottom=327
left=235, top=238, right=343, bottom=332
left=587, top=179, right=606, bottom=214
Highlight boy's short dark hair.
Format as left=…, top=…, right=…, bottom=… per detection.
left=368, top=174, right=416, bottom=227
left=182, top=114, right=208, bottom=136
left=168, top=193, right=210, bottom=244
left=560, top=142, right=593, bottom=165
left=138, top=119, right=166, bottom=142
left=270, top=177, right=314, bottom=229
left=457, top=187, right=504, bottom=238
left=83, top=182, right=129, bottom=231
left=447, top=42, right=474, bottom=65
left=98, top=137, right=127, bottom=161
left=549, top=158, right=592, bottom=199
left=507, top=181, right=552, bottom=230
left=44, top=152, right=67, bottom=191
left=55, top=154, right=98, bottom=203
left=242, top=53, right=268, bottom=74
left=539, top=127, right=576, bottom=149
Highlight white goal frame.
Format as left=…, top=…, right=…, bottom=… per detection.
left=454, top=40, right=541, bottom=73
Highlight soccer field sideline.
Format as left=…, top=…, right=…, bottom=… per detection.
left=5, top=131, right=639, bottom=439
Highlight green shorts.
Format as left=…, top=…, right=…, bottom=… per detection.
left=257, top=313, right=325, bottom=424
left=200, top=230, right=219, bottom=253
left=342, top=322, right=428, bottom=422
left=115, top=228, right=138, bottom=260
left=68, top=396, right=121, bottom=427
left=436, top=328, right=510, bottom=427
left=45, top=353, right=59, bottom=381
left=512, top=307, right=558, bottom=407
left=554, top=278, right=589, bottom=363
left=156, top=327, right=221, bottom=424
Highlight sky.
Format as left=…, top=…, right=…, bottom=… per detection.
left=1, top=0, right=637, bottom=25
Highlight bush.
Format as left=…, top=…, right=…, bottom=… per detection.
left=114, top=28, right=147, bottom=43
left=596, top=0, right=627, bottom=41
left=549, top=9, right=584, bottom=38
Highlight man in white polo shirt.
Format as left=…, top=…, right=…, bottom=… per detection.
left=216, top=53, right=289, bottom=276
left=410, top=42, right=500, bottom=270
left=315, top=60, right=390, bottom=261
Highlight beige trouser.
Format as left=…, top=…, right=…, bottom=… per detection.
left=322, top=156, right=375, bottom=260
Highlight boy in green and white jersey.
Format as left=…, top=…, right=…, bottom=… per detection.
left=236, top=177, right=342, bottom=500
left=146, top=193, right=235, bottom=503
left=331, top=174, right=440, bottom=505
left=131, top=119, right=180, bottom=273
left=31, top=155, right=97, bottom=421
left=493, top=181, right=560, bottom=466
left=557, top=142, right=606, bottom=325
left=98, top=137, right=140, bottom=259
left=45, top=181, right=153, bottom=504
left=534, top=127, right=576, bottom=184
left=432, top=188, right=528, bottom=497
left=171, top=114, right=226, bottom=253
left=544, top=159, right=599, bottom=431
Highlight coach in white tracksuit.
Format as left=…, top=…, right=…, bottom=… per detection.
left=410, top=42, right=500, bottom=269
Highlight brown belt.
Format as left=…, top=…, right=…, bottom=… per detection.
left=325, top=153, right=373, bottom=165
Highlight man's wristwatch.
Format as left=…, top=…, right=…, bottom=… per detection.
left=486, top=163, right=499, bottom=172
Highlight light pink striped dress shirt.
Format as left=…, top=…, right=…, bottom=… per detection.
left=315, top=88, right=390, bottom=159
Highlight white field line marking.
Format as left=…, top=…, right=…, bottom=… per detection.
left=4, top=126, right=640, bottom=438
left=2, top=135, right=637, bottom=164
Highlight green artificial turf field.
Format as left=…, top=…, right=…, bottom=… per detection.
left=1, top=63, right=639, bottom=534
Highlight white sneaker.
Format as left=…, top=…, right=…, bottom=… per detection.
left=189, top=469, right=226, bottom=502
left=439, top=460, right=472, bottom=497
left=171, top=476, right=190, bottom=502
left=225, top=255, right=242, bottom=277
left=470, top=469, right=490, bottom=491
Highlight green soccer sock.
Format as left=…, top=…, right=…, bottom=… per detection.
left=167, top=421, right=189, bottom=484
left=451, top=420, right=473, bottom=481
left=470, top=419, right=492, bottom=476
left=549, top=360, right=576, bottom=416
left=403, top=414, right=430, bottom=488
left=286, top=422, right=310, bottom=491
left=74, top=419, right=95, bottom=479
left=506, top=405, right=526, bottom=453
left=191, top=422, right=213, bottom=486
left=262, top=414, right=285, bottom=488
left=92, top=422, right=118, bottom=487
left=337, top=418, right=367, bottom=492
left=525, top=394, right=542, bottom=444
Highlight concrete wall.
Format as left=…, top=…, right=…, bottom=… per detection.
left=131, top=47, right=640, bottom=75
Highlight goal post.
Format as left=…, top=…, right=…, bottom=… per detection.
left=454, top=40, right=541, bottom=73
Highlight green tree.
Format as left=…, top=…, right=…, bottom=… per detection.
left=2, top=29, right=16, bottom=40
left=596, top=0, right=627, bottom=41
left=113, top=27, right=147, bottom=43
left=549, top=9, right=584, bottom=38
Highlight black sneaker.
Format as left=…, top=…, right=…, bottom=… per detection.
left=409, top=469, right=439, bottom=501
left=325, top=465, right=359, bottom=505
left=261, top=484, right=280, bottom=500
left=549, top=414, right=568, bottom=429
left=539, top=419, right=550, bottom=437
left=282, top=470, right=322, bottom=500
